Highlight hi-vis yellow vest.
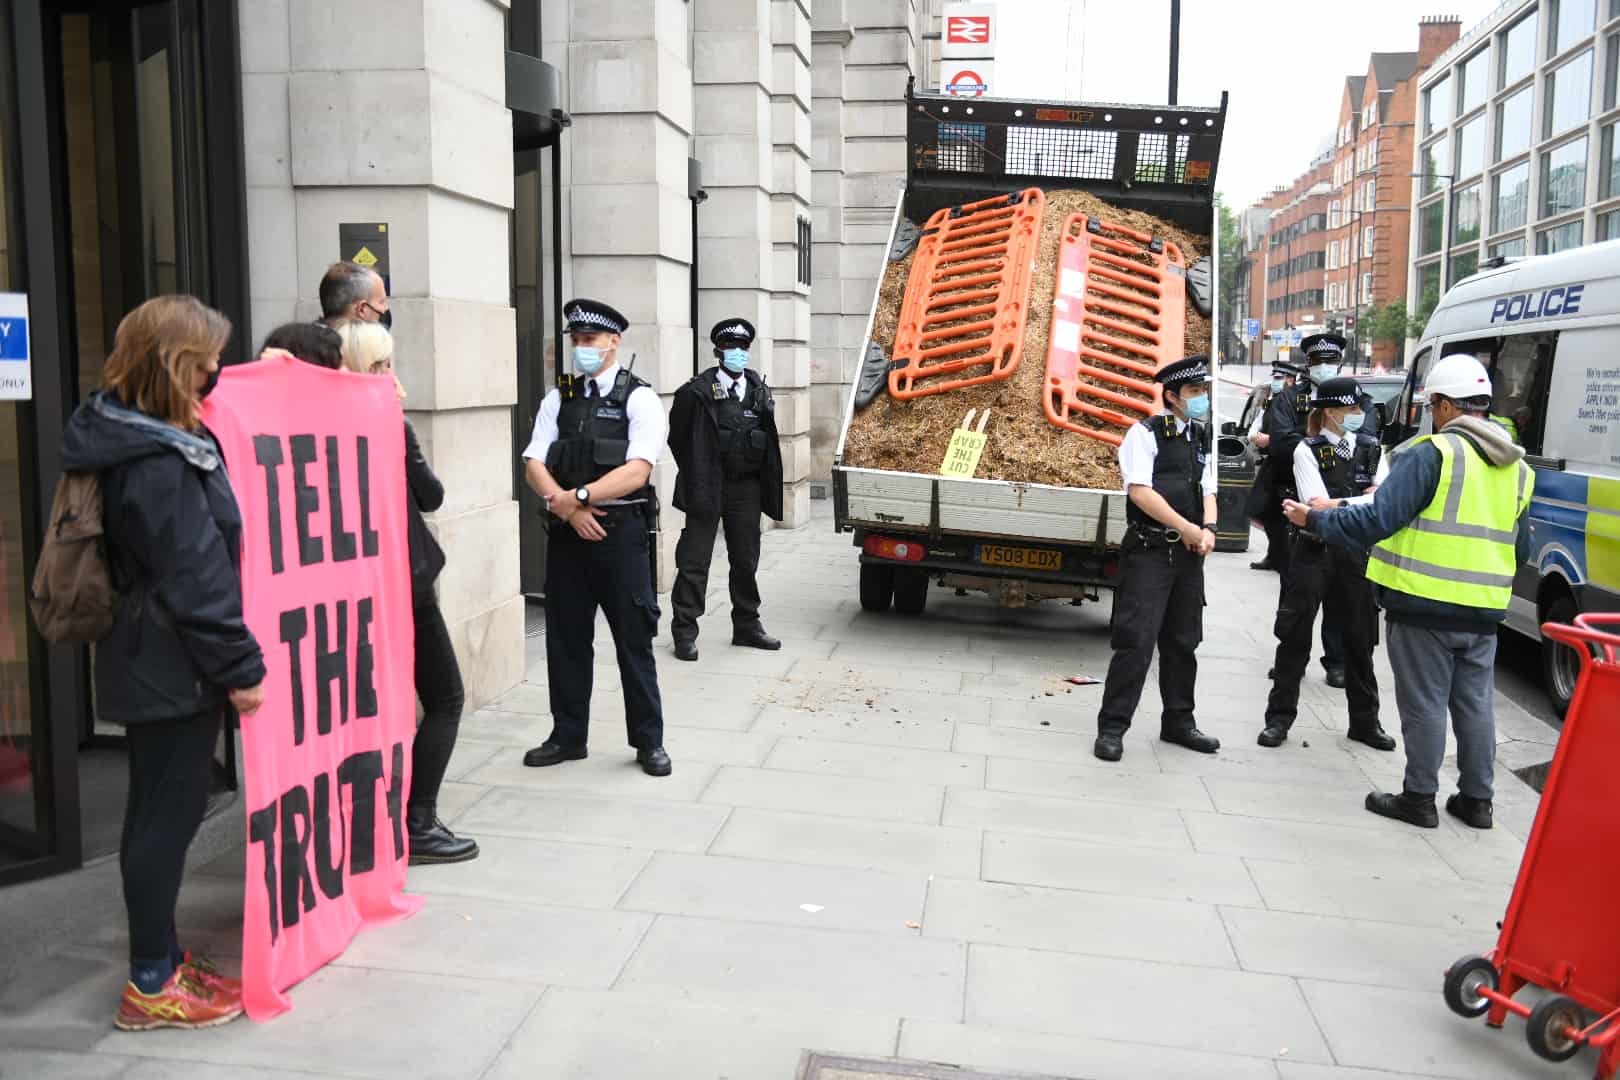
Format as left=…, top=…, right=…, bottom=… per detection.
left=1366, top=432, right=1534, bottom=610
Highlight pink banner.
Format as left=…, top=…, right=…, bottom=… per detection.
left=204, top=351, right=421, bottom=1020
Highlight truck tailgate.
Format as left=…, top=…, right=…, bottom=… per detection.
left=837, top=465, right=1127, bottom=547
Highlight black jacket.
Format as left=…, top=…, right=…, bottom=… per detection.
left=404, top=419, right=447, bottom=606
left=61, top=393, right=266, bottom=725
left=668, top=367, right=784, bottom=521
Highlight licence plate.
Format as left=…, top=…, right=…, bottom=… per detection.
left=976, top=544, right=1062, bottom=571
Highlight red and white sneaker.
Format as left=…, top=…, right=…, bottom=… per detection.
left=180, top=951, right=242, bottom=995
left=114, top=967, right=244, bottom=1031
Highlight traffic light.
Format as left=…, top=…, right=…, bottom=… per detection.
left=1325, top=316, right=1342, bottom=334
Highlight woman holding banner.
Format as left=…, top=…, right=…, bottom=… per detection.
left=61, top=295, right=266, bottom=1030
left=330, top=319, right=479, bottom=865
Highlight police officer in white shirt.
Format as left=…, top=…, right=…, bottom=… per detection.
left=520, top=298, right=672, bottom=777
left=1258, top=376, right=1395, bottom=751
left=1094, top=356, right=1222, bottom=763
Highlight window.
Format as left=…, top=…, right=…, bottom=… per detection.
left=1549, top=0, right=1596, bottom=58
left=1489, top=236, right=1529, bottom=258
left=1606, top=32, right=1620, bottom=112
left=1496, top=87, right=1533, bottom=162
left=1416, top=263, right=1443, bottom=322
left=1424, top=75, right=1451, bottom=136
left=1541, top=138, right=1590, bottom=219
left=1420, top=199, right=1445, bottom=254
left=1459, top=48, right=1490, bottom=115
left=1449, top=248, right=1480, bottom=287
left=1537, top=218, right=1585, bottom=252
left=1603, top=123, right=1620, bottom=200
left=1599, top=208, right=1620, bottom=239
left=1493, top=160, right=1532, bottom=232
left=1546, top=49, right=1595, bottom=137
left=1329, top=200, right=1340, bottom=228
left=797, top=215, right=812, bottom=286
left=1362, top=271, right=1373, bottom=301
left=1456, top=114, right=1486, bottom=177
left=1420, top=136, right=1448, bottom=195
left=1363, top=179, right=1375, bottom=208
left=1364, top=224, right=1375, bottom=256
left=1490, top=331, right=1557, bottom=456
left=1501, top=12, right=1539, bottom=88
left=1453, top=182, right=1483, bottom=245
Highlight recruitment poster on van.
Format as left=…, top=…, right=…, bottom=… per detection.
left=0, top=293, right=31, bottom=401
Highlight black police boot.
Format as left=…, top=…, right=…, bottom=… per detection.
left=1161, top=727, right=1220, bottom=754
left=1257, top=725, right=1289, bottom=748
left=1347, top=724, right=1397, bottom=752
left=406, top=807, right=479, bottom=865
left=637, top=747, right=673, bottom=777
left=523, top=741, right=587, bottom=767
left=673, top=639, right=698, bottom=662
left=1365, top=790, right=1439, bottom=829
left=1093, top=733, right=1124, bottom=762
left=732, top=626, right=782, bottom=651
left=1446, top=793, right=1494, bottom=830
left=1325, top=667, right=1347, bottom=689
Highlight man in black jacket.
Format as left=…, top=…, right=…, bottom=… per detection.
left=667, top=318, right=785, bottom=661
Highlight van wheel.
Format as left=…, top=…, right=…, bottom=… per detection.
left=893, top=568, right=930, bottom=615
left=1540, top=593, right=1580, bottom=718
left=860, top=563, right=895, bottom=613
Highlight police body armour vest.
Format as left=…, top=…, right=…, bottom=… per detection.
left=1126, top=414, right=1206, bottom=530
left=1304, top=432, right=1382, bottom=500
left=706, top=370, right=769, bottom=477
left=546, top=369, right=653, bottom=496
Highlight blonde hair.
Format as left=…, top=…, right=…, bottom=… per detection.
left=102, top=295, right=231, bottom=430
left=330, top=319, right=394, bottom=375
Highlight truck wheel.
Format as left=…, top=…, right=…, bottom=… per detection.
left=1526, top=995, right=1584, bottom=1062
left=860, top=563, right=895, bottom=613
left=1540, top=593, right=1580, bottom=718
left=893, top=568, right=929, bottom=615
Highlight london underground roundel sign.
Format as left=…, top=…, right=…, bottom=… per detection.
left=946, top=69, right=989, bottom=96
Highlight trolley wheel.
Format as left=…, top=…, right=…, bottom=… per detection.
left=859, top=562, right=895, bottom=613
left=893, top=568, right=929, bottom=615
left=1526, top=995, right=1585, bottom=1062
left=1442, top=955, right=1499, bottom=1019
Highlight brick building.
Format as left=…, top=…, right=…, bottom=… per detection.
left=1258, top=156, right=1334, bottom=335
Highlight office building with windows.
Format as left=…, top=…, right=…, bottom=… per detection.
left=1257, top=156, right=1333, bottom=335
left=1408, top=0, right=1620, bottom=324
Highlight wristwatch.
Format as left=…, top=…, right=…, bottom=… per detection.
left=1201, top=523, right=1217, bottom=533
left=575, top=486, right=591, bottom=506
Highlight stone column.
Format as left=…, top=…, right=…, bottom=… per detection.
left=808, top=2, right=852, bottom=491
left=242, top=0, right=524, bottom=707
left=769, top=0, right=814, bottom=527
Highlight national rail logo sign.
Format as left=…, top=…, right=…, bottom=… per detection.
left=941, top=2, right=997, bottom=58
left=947, top=16, right=990, bottom=44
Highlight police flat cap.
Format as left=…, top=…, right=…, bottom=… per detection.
left=710, top=318, right=756, bottom=348
left=1300, top=333, right=1347, bottom=361
left=564, top=298, right=628, bottom=335
left=1272, top=358, right=1305, bottom=377
left=1310, top=376, right=1361, bottom=409
left=1154, top=355, right=1211, bottom=389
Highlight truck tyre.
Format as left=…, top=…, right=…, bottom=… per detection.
left=860, top=563, right=895, bottom=613
left=1540, top=593, right=1580, bottom=718
left=893, top=568, right=929, bottom=615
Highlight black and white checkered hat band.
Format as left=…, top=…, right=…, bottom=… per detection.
left=1317, top=392, right=1356, bottom=406
left=1164, top=364, right=1209, bottom=386
left=720, top=324, right=749, bottom=339
left=567, top=308, right=621, bottom=331
left=1307, top=344, right=1343, bottom=359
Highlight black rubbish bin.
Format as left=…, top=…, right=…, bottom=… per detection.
left=1215, top=434, right=1256, bottom=553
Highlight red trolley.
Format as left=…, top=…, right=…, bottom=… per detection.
left=1442, top=613, right=1620, bottom=1077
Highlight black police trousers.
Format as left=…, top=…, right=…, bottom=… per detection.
left=544, top=513, right=664, bottom=751
left=1264, top=536, right=1380, bottom=733
left=1097, top=538, right=1204, bottom=738
left=671, top=473, right=763, bottom=641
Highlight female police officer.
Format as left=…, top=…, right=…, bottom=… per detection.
left=1258, top=376, right=1396, bottom=751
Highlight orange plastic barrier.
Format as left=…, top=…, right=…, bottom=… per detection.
left=1043, top=214, right=1187, bottom=446
left=889, top=189, right=1046, bottom=401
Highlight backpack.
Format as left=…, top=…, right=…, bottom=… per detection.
left=29, top=471, right=119, bottom=642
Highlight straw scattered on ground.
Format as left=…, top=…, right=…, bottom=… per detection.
left=844, top=188, right=1210, bottom=488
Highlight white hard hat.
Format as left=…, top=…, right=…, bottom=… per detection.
left=1421, top=354, right=1493, bottom=403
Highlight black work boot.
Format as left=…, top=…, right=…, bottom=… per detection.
left=1347, top=724, right=1397, bottom=752
left=1161, top=727, right=1220, bottom=754
left=1446, top=793, right=1494, bottom=830
left=1093, top=733, right=1124, bottom=762
left=406, top=807, right=479, bottom=865
left=1365, top=790, right=1439, bottom=829
left=673, top=639, right=698, bottom=662
left=1257, top=725, right=1289, bottom=748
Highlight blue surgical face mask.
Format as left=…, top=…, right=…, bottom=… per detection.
left=1341, top=411, right=1365, bottom=433
left=1271, top=377, right=1286, bottom=393
left=1310, top=363, right=1339, bottom=382
left=1183, top=393, right=1211, bottom=421
left=573, top=345, right=604, bottom=375
left=721, top=348, right=749, bottom=373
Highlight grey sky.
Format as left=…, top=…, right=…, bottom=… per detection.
left=990, top=0, right=1504, bottom=207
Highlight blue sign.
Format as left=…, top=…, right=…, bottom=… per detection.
left=1244, top=318, right=1260, bottom=339
left=0, top=316, right=27, bottom=361
left=0, top=292, right=32, bottom=401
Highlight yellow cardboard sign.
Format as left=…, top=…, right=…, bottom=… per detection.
left=941, top=409, right=990, bottom=478
left=351, top=246, right=379, bottom=268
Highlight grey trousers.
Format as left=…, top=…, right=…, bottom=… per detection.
left=1387, top=620, right=1498, bottom=799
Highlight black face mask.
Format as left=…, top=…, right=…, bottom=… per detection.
left=378, top=307, right=393, bottom=331
left=198, top=367, right=221, bottom=400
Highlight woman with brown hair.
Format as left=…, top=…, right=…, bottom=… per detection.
left=60, top=295, right=266, bottom=1030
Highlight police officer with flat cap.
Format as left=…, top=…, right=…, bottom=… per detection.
left=1246, top=356, right=1306, bottom=575
left=668, top=318, right=785, bottom=661
left=1094, top=356, right=1222, bottom=763
left=520, top=298, right=672, bottom=777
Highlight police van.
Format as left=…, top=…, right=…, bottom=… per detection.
left=1387, top=241, right=1620, bottom=714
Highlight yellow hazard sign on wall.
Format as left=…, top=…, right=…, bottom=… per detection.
left=339, top=223, right=391, bottom=292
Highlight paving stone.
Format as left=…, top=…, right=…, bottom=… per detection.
left=803, top=684, right=994, bottom=725
left=1221, top=906, right=1482, bottom=991
left=1150, top=740, right=1370, bottom=782
left=1421, top=824, right=1528, bottom=884
left=790, top=657, right=966, bottom=694
left=1203, top=774, right=1403, bottom=830
left=451, top=787, right=729, bottom=853
left=710, top=808, right=982, bottom=878
left=482, top=988, right=899, bottom=1080
left=406, top=833, right=648, bottom=909
left=0, top=947, right=129, bottom=1053
left=984, top=756, right=1216, bottom=811
left=898, top=1019, right=1280, bottom=1080
left=0, top=1051, right=131, bottom=1079
left=966, top=944, right=1333, bottom=1062
left=619, top=852, right=926, bottom=933
left=943, top=789, right=1192, bottom=850
left=443, top=738, right=506, bottom=782
left=953, top=724, right=1149, bottom=763
left=95, top=967, right=539, bottom=1080
left=1243, top=858, right=1509, bottom=933
left=827, top=641, right=996, bottom=673
left=461, top=747, right=720, bottom=803
left=459, top=707, right=555, bottom=746
left=924, top=878, right=1235, bottom=968
left=615, top=915, right=965, bottom=1021
left=333, top=893, right=651, bottom=987
left=1277, top=1064, right=1456, bottom=1080
left=702, top=765, right=945, bottom=824
left=765, top=736, right=987, bottom=787
left=750, top=703, right=957, bottom=749
left=1183, top=811, right=1457, bottom=874
left=981, top=831, right=1262, bottom=906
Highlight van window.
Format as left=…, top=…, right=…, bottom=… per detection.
left=1388, top=346, right=1435, bottom=444
left=1490, top=331, right=1556, bottom=455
